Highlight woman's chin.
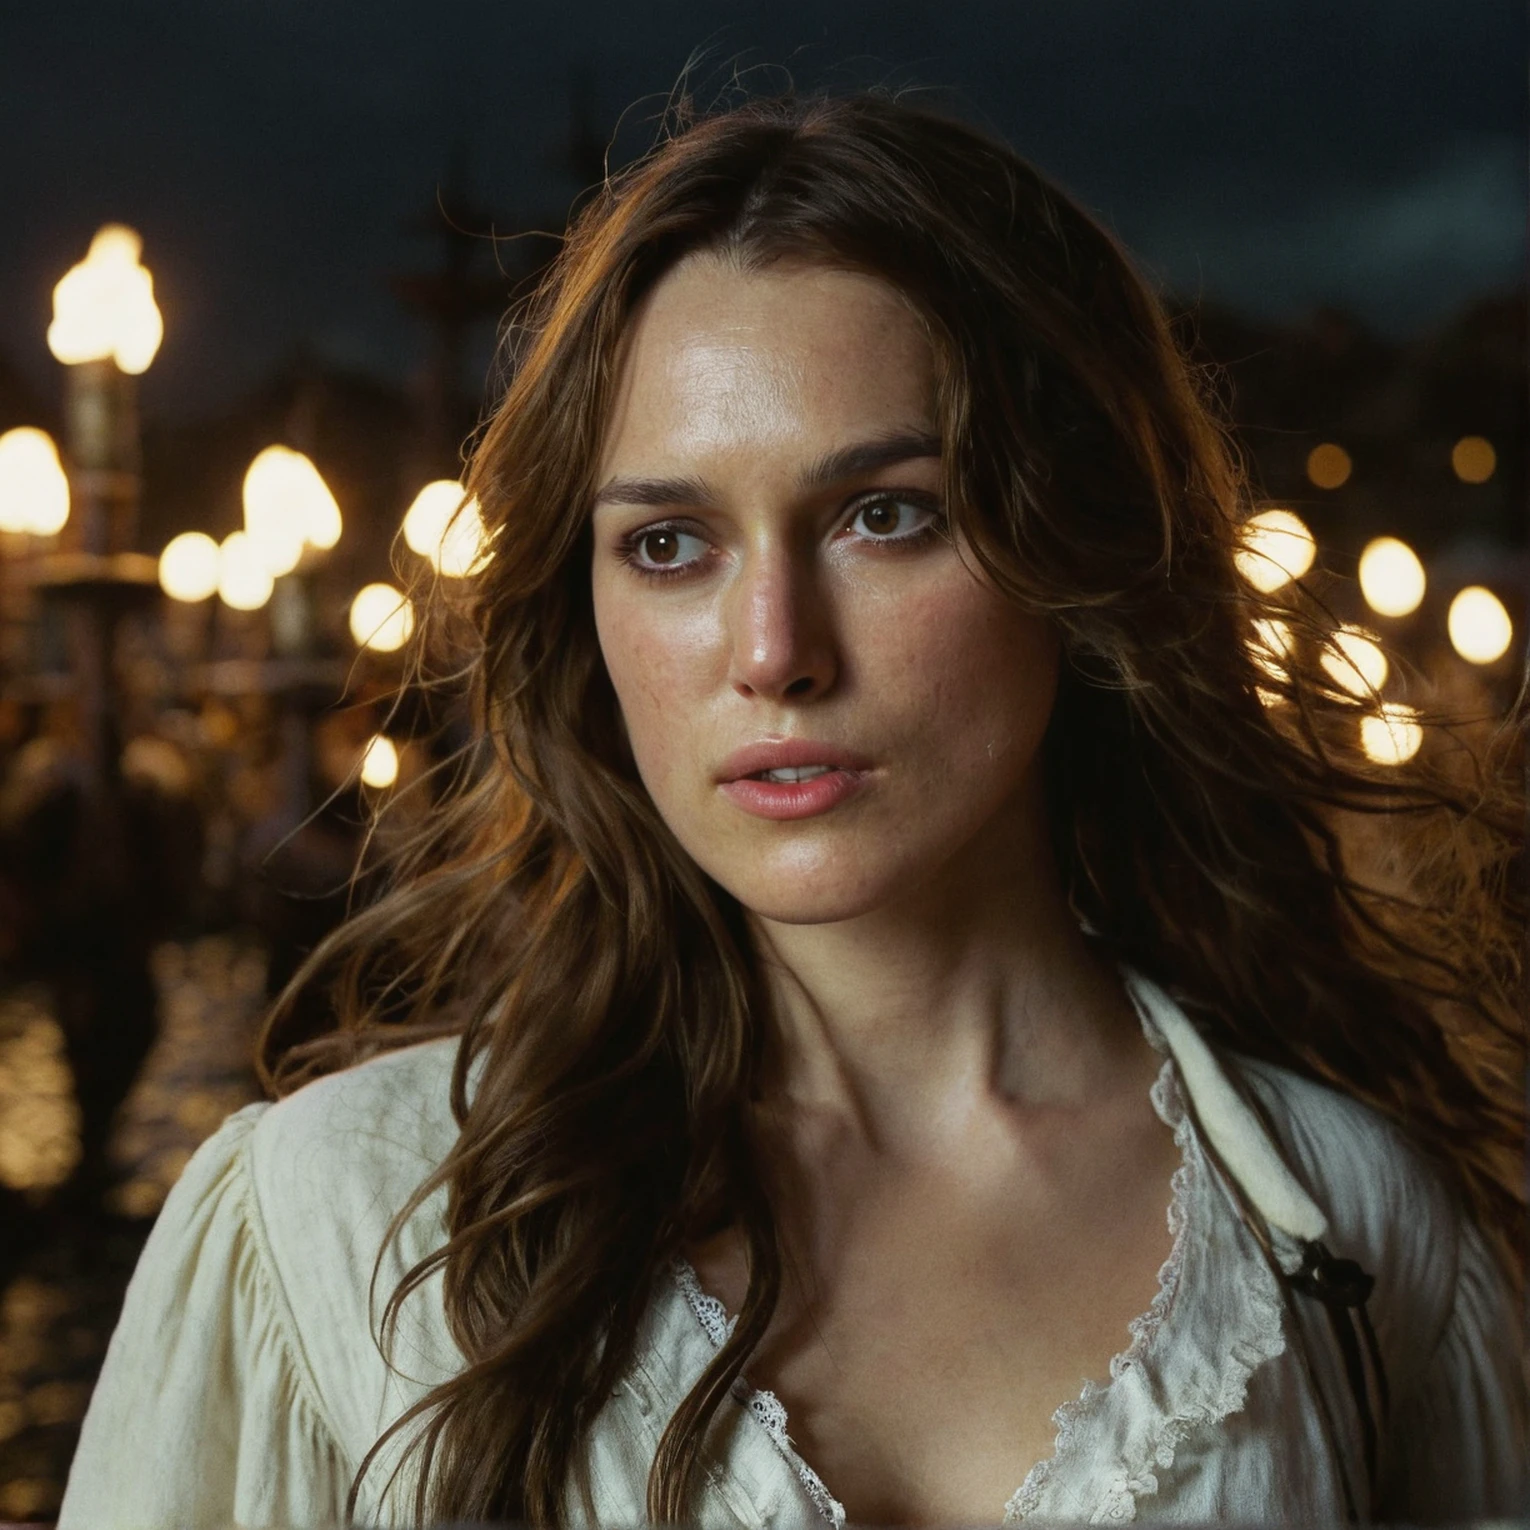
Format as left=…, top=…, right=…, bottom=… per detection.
left=723, top=868, right=916, bottom=929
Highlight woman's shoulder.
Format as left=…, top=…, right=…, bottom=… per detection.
left=1222, top=1048, right=1527, bottom=1513
left=1223, top=1050, right=1466, bottom=1382
left=163, top=1034, right=460, bottom=1271
left=244, top=1035, right=462, bottom=1201
left=1225, top=1051, right=1455, bottom=1232
left=237, top=1035, right=462, bottom=1275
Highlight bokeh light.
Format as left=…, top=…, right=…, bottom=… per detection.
left=1447, top=587, right=1513, bottom=665
left=242, top=448, right=306, bottom=576
left=402, top=480, right=489, bottom=577
left=242, top=445, right=340, bottom=574
left=289, top=449, right=342, bottom=549
left=1235, top=509, right=1316, bottom=593
left=241, top=446, right=341, bottom=578
left=158, top=531, right=221, bottom=602
left=0, top=427, right=70, bottom=535
left=359, top=734, right=400, bottom=788
left=217, top=530, right=275, bottom=611
left=1306, top=443, right=1352, bottom=490
left=1320, top=625, right=1388, bottom=698
left=47, top=224, right=163, bottom=374
left=1360, top=703, right=1422, bottom=766
left=1450, top=436, right=1496, bottom=485
left=349, top=582, right=414, bottom=651
left=1357, top=536, right=1426, bottom=619
left=402, top=480, right=463, bottom=558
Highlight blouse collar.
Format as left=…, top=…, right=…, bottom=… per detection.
left=1120, top=965, right=1328, bottom=1244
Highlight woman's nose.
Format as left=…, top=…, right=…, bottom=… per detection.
left=725, top=543, right=839, bottom=702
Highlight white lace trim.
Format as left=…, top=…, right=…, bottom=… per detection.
left=1002, top=1054, right=1287, bottom=1524
left=670, top=1259, right=847, bottom=1528
left=1000, top=1056, right=1191, bottom=1522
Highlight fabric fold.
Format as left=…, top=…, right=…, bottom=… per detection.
left=1377, top=1212, right=1530, bottom=1521
left=59, top=1104, right=352, bottom=1530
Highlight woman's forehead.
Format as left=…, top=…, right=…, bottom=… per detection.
left=598, top=255, right=940, bottom=480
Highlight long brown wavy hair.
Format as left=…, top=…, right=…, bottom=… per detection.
left=258, top=90, right=1526, bottom=1526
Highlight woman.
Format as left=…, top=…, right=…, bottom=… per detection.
left=61, top=91, right=1525, bottom=1527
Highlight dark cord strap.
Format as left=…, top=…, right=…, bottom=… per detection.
left=1220, top=1065, right=1392, bottom=1513
left=1355, top=1300, right=1391, bottom=1418
left=1295, top=1242, right=1381, bottom=1499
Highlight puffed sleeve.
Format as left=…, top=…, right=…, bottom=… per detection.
left=58, top=1102, right=352, bottom=1530
left=1379, top=1213, right=1529, bottom=1521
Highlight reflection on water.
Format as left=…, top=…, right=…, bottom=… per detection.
left=100, top=938, right=267, bottom=1222
left=0, top=994, right=82, bottom=1196
left=0, top=933, right=268, bottom=1520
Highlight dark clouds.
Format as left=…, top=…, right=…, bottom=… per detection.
left=3, top=0, right=1524, bottom=418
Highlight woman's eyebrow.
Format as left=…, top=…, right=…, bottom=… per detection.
left=797, top=429, right=942, bottom=490
left=591, top=428, right=942, bottom=514
left=591, top=471, right=714, bottom=512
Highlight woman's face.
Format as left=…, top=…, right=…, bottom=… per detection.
left=590, top=254, right=1060, bottom=926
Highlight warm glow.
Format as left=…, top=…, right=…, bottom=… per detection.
left=359, top=734, right=400, bottom=788
left=288, top=449, right=342, bottom=548
left=1360, top=704, right=1423, bottom=766
left=1249, top=618, right=1293, bottom=680
left=47, top=224, right=164, bottom=373
left=402, top=480, right=462, bottom=557
left=217, top=530, right=275, bottom=611
left=1306, top=443, right=1352, bottom=490
left=1321, top=625, right=1388, bottom=698
left=158, top=531, right=221, bottom=602
left=0, top=427, right=70, bottom=535
left=242, top=445, right=341, bottom=574
left=1451, top=436, right=1496, bottom=484
left=1447, top=586, right=1513, bottom=665
left=349, top=582, right=414, bottom=651
left=438, top=494, right=489, bottom=577
left=242, top=447, right=302, bottom=574
left=1251, top=618, right=1294, bottom=708
left=1235, top=509, right=1316, bottom=593
left=1357, top=536, right=1426, bottom=619
left=402, top=480, right=488, bottom=577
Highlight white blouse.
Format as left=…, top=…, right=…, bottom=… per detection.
left=60, top=968, right=1528, bottom=1527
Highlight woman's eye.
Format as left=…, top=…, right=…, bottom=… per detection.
left=848, top=496, right=940, bottom=541
left=623, top=524, right=709, bottom=574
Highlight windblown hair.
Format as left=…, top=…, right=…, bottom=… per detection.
left=259, top=91, right=1525, bottom=1525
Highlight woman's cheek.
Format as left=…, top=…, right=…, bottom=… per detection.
left=605, top=607, right=717, bottom=800
left=915, top=606, right=1058, bottom=783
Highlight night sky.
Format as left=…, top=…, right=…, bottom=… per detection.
left=5, top=0, right=1525, bottom=422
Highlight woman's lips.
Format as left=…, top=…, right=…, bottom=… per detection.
left=718, top=769, right=869, bottom=820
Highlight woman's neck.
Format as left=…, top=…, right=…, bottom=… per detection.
left=746, top=799, right=1145, bottom=1161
